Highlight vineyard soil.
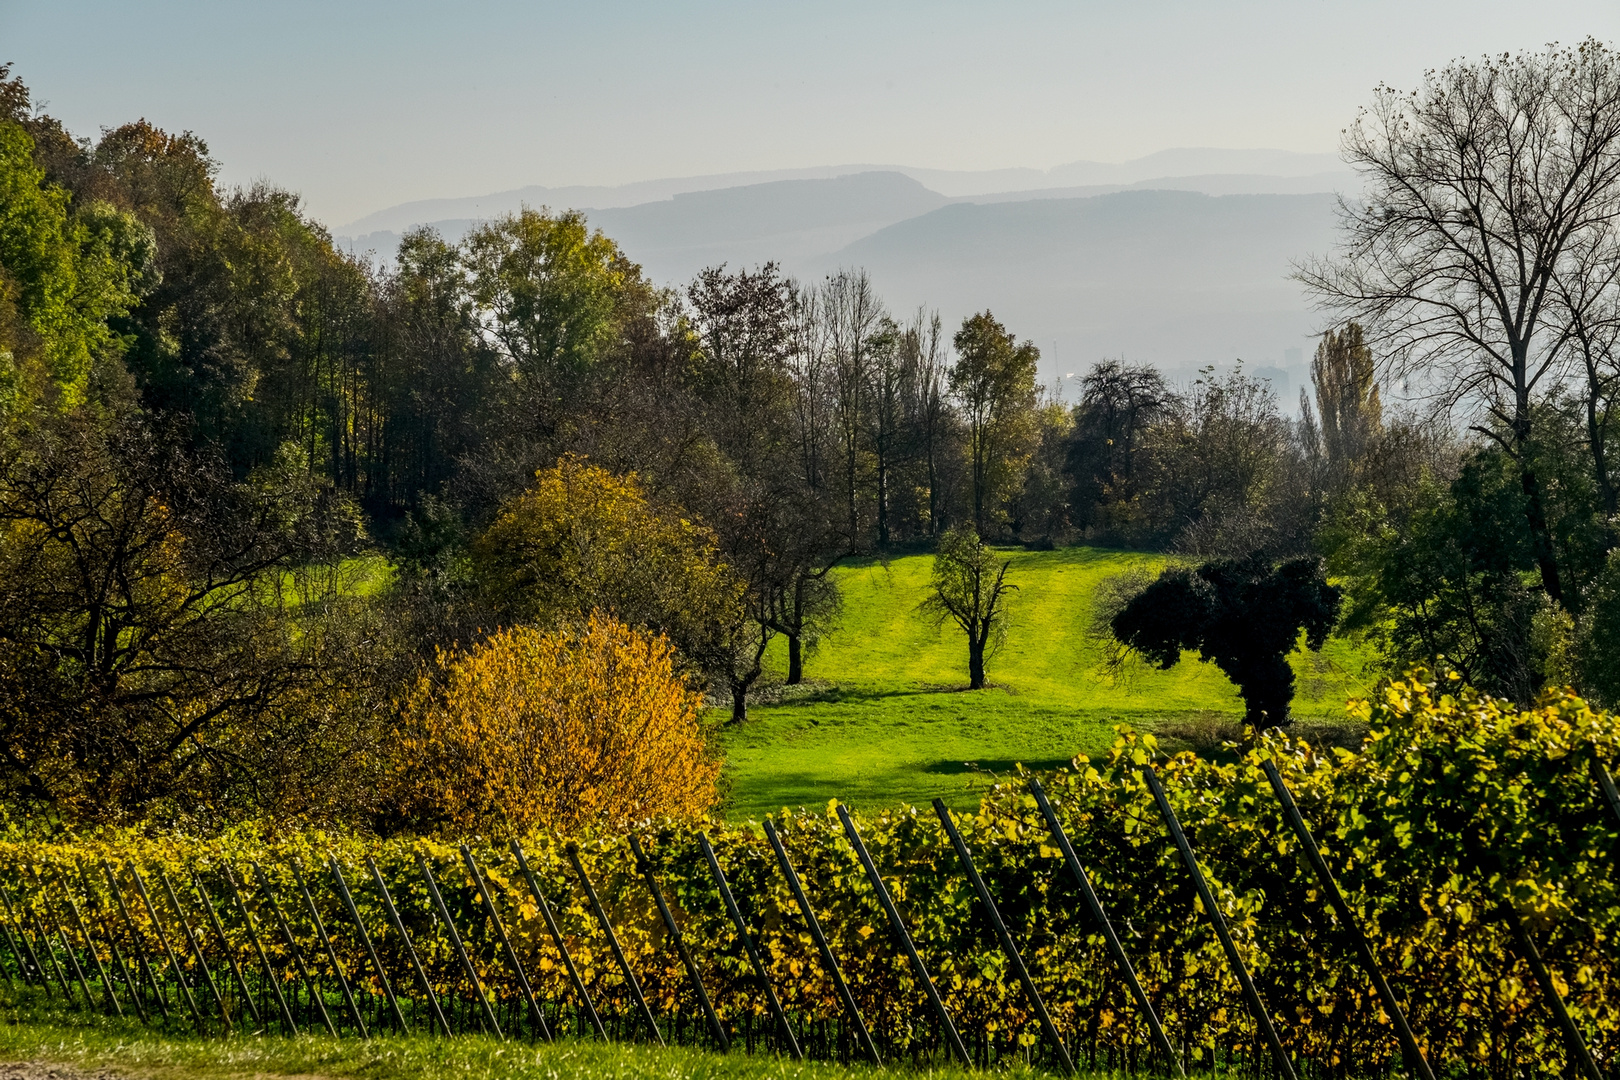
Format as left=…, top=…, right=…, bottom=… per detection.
left=720, top=546, right=1375, bottom=818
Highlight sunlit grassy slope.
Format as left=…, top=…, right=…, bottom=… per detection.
left=720, top=546, right=1376, bottom=819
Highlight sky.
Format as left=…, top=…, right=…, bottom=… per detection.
left=5, top=1, right=1619, bottom=227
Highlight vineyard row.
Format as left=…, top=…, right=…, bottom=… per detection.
left=1, top=736, right=1617, bottom=1079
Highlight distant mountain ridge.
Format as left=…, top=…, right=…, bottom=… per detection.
left=817, top=189, right=1340, bottom=392
left=335, top=150, right=1354, bottom=393
left=336, top=147, right=1347, bottom=235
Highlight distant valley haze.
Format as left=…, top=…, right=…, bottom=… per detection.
left=338, top=149, right=1354, bottom=396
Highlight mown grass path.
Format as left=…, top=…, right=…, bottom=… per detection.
left=720, top=546, right=1374, bottom=818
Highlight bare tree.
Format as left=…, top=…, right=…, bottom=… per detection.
left=824, top=269, right=883, bottom=543
left=1551, top=227, right=1620, bottom=523
left=866, top=318, right=906, bottom=546
left=788, top=283, right=836, bottom=495
left=901, top=309, right=953, bottom=536
left=1297, top=41, right=1620, bottom=604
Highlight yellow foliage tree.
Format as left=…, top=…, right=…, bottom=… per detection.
left=472, top=454, right=743, bottom=670
left=398, top=613, right=720, bottom=835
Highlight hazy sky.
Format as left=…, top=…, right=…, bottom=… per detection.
left=5, top=1, right=1619, bottom=226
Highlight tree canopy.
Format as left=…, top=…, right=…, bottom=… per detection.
left=1111, top=555, right=1342, bottom=725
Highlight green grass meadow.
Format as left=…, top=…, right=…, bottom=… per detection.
left=720, top=546, right=1376, bottom=819
left=0, top=1003, right=1017, bottom=1080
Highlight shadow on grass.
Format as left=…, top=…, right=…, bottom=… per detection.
left=752, top=682, right=977, bottom=708
left=924, top=757, right=1077, bottom=776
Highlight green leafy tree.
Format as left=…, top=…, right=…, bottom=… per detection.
left=1134, top=365, right=1291, bottom=553
left=0, top=121, right=145, bottom=410
left=464, top=208, right=646, bottom=384
left=1577, top=550, right=1620, bottom=707
left=922, top=527, right=1015, bottom=689
left=471, top=455, right=756, bottom=717
left=1309, top=322, right=1382, bottom=477
left=950, top=311, right=1038, bottom=534
left=1327, top=407, right=1612, bottom=703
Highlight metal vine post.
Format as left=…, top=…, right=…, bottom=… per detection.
left=26, top=899, right=74, bottom=1003
left=221, top=864, right=293, bottom=1033
left=699, top=832, right=802, bottom=1061
left=0, top=881, right=32, bottom=988
left=460, top=844, right=550, bottom=1042
left=934, top=799, right=1073, bottom=1074
left=1028, top=777, right=1181, bottom=1074
left=100, top=861, right=166, bottom=1020
left=1143, top=764, right=1297, bottom=1080
left=511, top=840, right=605, bottom=1040
left=51, top=867, right=120, bottom=1016
left=1502, top=903, right=1602, bottom=1080
left=127, top=864, right=204, bottom=1030
left=835, top=803, right=972, bottom=1068
left=158, top=871, right=231, bottom=1030
left=329, top=857, right=408, bottom=1035
left=629, top=833, right=728, bottom=1051
left=292, top=859, right=366, bottom=1037
left=566, top=842, right=662, bottom=1046
left=251, top=860, right=337, bottom=1037
left=761, top=818, right=877, bottom=1064
left=418, top=854, right=503, bottom=1039
left=75, top=862, right=142, bottom=1021
left=1261, top=759, right=1433, bottom=1080
left=1596, top=757, right=1620, bottom=834
left=366, top=855, right=447, bottom=1037
left=1, top=883, right=46, bottom=991
left=33, top=869, right=95, bottom=1009
left=190, top=872, right=260, bottom=1026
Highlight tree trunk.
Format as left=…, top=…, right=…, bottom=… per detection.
left=1514, top=358, right=1565, bottom=605
left=1521, top=465, right=1565, bottom=604
left=786, top=633, right=803, bottom=685
left=968, top=635, right=986, bottom=690
left=927, top=442, right=939, bottom=535
left=1583, top=355, right=1618, bottom=523
left=847, top=442, right=859, bottom=543
left=876, top=456, right=889, bottom=547
left=972, top=445, right=986, bottom=536
left=730, top=683, right=749, bottom=725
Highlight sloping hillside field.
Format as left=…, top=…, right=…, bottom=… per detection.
left=720, top=546, right=1375, bottom=818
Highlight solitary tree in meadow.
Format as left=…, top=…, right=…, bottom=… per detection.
left=922, top=527, right=1016, bottom=689
left=1111, top=554, right=1341, bottom=725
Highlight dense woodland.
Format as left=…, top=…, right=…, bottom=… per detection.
left=4, top=42, right=1620, bottom=833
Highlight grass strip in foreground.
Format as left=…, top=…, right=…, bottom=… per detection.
left=0, top=994, right=1066, bottom=1080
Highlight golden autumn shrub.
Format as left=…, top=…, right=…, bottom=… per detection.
left=396, top=612, right=720, bottom=835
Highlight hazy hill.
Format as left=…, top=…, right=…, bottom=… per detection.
left=336, top=150, right=1353, bottom=393
left=337, top=148, right=1348, bottom=234
left=584, top=172, right=949, bottom=281
left=805, top=190, right=1340, bottom=385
